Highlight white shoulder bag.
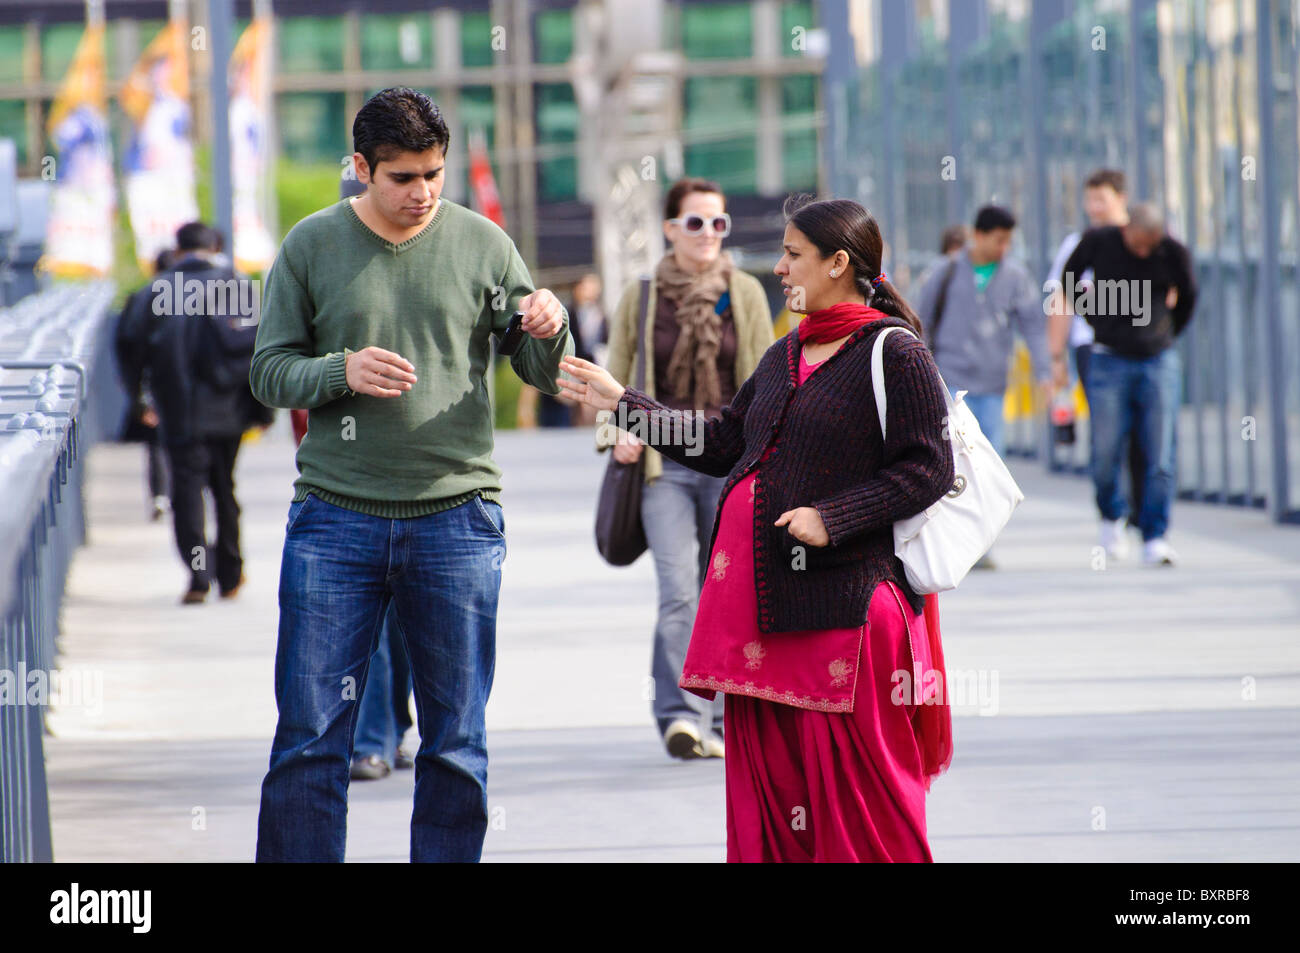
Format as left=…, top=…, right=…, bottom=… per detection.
left=871, top=327, right=1025, bottom=593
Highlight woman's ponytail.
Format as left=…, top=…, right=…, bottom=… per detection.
left=862, top=275, right=924, bottom=340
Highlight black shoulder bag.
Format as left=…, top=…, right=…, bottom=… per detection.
left=594, top=278, right=652, bottom=566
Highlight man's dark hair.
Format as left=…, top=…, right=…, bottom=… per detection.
left=175, top=221, right=223, bottom=252
left=353, top=87, right=450, bottom=174
left=1084, top=168, right=1127, bottom=194
left=152, top=248, right=176, bottom=274
left=973, top=204, right=1016, bottom=233
left=665, top=177, right=725, bottom=220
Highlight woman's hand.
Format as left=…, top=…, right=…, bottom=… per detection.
left=775, top=506, right=830, bottom=547
left=557, top=356, right=626, bottom=412
left=612, top=432, right=644, bottom=464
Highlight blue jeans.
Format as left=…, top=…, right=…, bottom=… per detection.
left=255, top=492, right=506, bottom=863
left=1086, top=347, right=1180, bottom=541
left=952, top=389, right=1006, bottom=458
left=353, top=605, right=413, bottom=765
left=1076, top=343, right=1147, bottom=513
left=641, top=454, right=726, bottom=739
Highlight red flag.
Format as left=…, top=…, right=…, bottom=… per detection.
left=468, top=127, right=504, bottom=228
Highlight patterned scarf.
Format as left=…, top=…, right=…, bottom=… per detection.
left=655, top=249, right=733, bottom=410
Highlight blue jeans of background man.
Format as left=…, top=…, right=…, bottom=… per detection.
left=353, top=605, right=414, bottom=766
left=1086, top=347, right=1180, bottom=541
left=255, top=491, right=506, bottom=863
left=952, top=389, right=1006, bottom=458
left=1076, top=342, right=1146, bottom=513
left=641, top=453, right=727, bottom=741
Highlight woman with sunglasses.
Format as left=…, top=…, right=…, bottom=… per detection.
left=597, top=177, right=774, bottom=761
left=564, top=196, right=955, bottom=861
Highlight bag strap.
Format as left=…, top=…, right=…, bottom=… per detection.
left=928, top=256, right=958, bottom=351
left=871, top=325, right=956, bottom=442
left=871, top=327, right=907, bottom=442
left=634, top=277, right=650, bottom=391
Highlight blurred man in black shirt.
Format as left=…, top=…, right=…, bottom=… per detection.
left=1061, top=203, right=1197, bottom=567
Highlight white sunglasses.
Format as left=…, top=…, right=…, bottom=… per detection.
left=667, top=213, right=731, bottom=237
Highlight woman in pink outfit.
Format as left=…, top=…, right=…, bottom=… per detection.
left=559, top=196, right=955, bottom=862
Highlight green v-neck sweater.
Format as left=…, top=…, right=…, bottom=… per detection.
left=250, top=197, right=574, bottom=517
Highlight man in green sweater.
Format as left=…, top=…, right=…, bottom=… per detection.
left=251, top=88, right=573, bottom=863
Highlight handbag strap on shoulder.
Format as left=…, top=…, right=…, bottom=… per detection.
left=871, top=325, right=955, bottom=442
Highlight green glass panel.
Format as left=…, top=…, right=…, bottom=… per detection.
left=782, top=128, right=818, bottom=190
left=0, top=28, right=24, bottom=84
left=684, top=138, right=757, bottom=193
left=535, top=82, right=576, bottom=202
left=276, top=92, right=347, bottom=164
left=682, top=3, right=751, bottom=60
left=684, top=76, right=756, bottom=128
left=277, top=16, right=345, bottom=73
left=780, top=0, right=816, bottom=58
left=361, top=14, right=432, bottom=70
left=41, top=23, right=83, bottom=83
left=460, top=85, right=495, bottom=146
left=461, top=12, right=495, bottom=68
left=781, top=74, right=816, bottom=113
left=0, top=100, right=27, bottom=164
left=535, top=83, right=577, bottom=143
left=538, top=157, right=577, bottom=202
left=534, top=9, right=573, bottom=65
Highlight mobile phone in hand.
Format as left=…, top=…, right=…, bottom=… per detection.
left=496, top=311, right=526, bottom=356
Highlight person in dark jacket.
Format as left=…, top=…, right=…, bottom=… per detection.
left=116, top=247, right=176, bottom=521
left=144, top=221, right=263, bottom=603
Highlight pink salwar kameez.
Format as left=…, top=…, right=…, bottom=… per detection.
left=680, top=350, right=952, bottom=862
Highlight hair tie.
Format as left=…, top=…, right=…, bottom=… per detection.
left=870, top=272, right=888, bottom=290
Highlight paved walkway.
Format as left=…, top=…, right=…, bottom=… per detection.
left=43, top=418, right=1300, bottom=861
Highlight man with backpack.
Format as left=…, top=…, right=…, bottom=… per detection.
left=913, top=205, right=1053, bottom=568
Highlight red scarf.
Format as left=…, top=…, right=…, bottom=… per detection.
left=797, top=301, right=888, bottom=344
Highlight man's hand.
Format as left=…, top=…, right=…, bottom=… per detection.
left=775, top=507, right=830, bottom=548
left=1050, top=354, right=1069, bottom=390
left=345, top=346, right=417, bottom=398
left=518, top=289, right=565, bottom=339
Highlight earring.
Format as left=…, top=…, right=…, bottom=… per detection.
left=829, top=270, right=838, bottom=278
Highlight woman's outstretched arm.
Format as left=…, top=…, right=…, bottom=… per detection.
left=559, top=356, right=756, bottom=478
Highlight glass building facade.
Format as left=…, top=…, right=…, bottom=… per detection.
left=0, top=1, right=823, bottom=255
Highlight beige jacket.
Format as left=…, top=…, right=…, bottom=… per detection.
left=595, top=267, right=775, bottom=484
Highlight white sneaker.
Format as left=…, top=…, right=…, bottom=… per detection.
left=1099, top=517, right=1130, bottom=560
left=1142, top=538, right=1178, bottom=566
left=663, top=719, right=703, bottom=760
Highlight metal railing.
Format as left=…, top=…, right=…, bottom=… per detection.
left=0, top=281, right=120, bottom=862
left=834, top=0, right=1300, bottom=523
